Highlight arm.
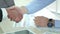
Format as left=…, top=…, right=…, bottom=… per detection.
left=10, top=0, right=56, bottom=22
left=25, top=0, right=56, bottom=14
left=34, top=16, right=60, bottom=28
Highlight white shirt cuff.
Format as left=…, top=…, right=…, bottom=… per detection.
left=1, top=8, right=8, bottom=19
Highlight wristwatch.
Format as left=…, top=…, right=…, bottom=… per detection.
left=47, top=19, right=54, bottom=27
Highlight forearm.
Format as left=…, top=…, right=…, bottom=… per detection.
left=25, top=0, right=56, bottom=14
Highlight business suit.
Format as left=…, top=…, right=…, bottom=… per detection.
left=0, top=0, right=14, bottom=22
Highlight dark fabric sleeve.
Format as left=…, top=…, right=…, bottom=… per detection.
left=0, top=9, right=3, bottom=22
left=4, top=0, right=15, bottom=7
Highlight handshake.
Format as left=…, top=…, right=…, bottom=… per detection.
left=6, top=6, right=27, bottom=23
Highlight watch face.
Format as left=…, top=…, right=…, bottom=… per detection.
left=47, top=19, right=54, bottom=27
left=47, top=22, right=54, bottom=27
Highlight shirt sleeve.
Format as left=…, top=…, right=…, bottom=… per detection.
left=1, top=8, right=8, bottom=19
left=25, top=0, right=56, bottom=14
left=55, top=20, right=60, bottom=28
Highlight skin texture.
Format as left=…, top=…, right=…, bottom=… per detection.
left=6, top=6, right=23, bottom=23
left=34, top=16, right=49, bottom=27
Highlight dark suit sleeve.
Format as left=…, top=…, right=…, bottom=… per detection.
left=0, top=9, right=3, bottom=22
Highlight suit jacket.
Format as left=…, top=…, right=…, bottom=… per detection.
left=0, top=0, right=15, bottom=22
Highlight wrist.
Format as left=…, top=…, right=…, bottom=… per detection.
left=6, top=8, right=10, bottom=15
left=20, top=6, right=28, bottom=14
left=6, top=8, right=8, bottom=13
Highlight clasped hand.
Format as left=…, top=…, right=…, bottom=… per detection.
left=6, top=6, right=23, bottom=23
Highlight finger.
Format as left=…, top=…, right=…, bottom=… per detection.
left=8, top=14, right=16, bottom=21
left=15, top=17, right=20, bottom=23
left=8, top=16, right=13, bottom=21
left=11, top=16, right=17, bottom=21
left=8, top=15, right=12, bottom=21
left=14, top=16, right=23, bottom=23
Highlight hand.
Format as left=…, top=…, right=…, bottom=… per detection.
left=6, top=6, right=23, bottom=23
left=34, top=16, right=49, bottom=27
